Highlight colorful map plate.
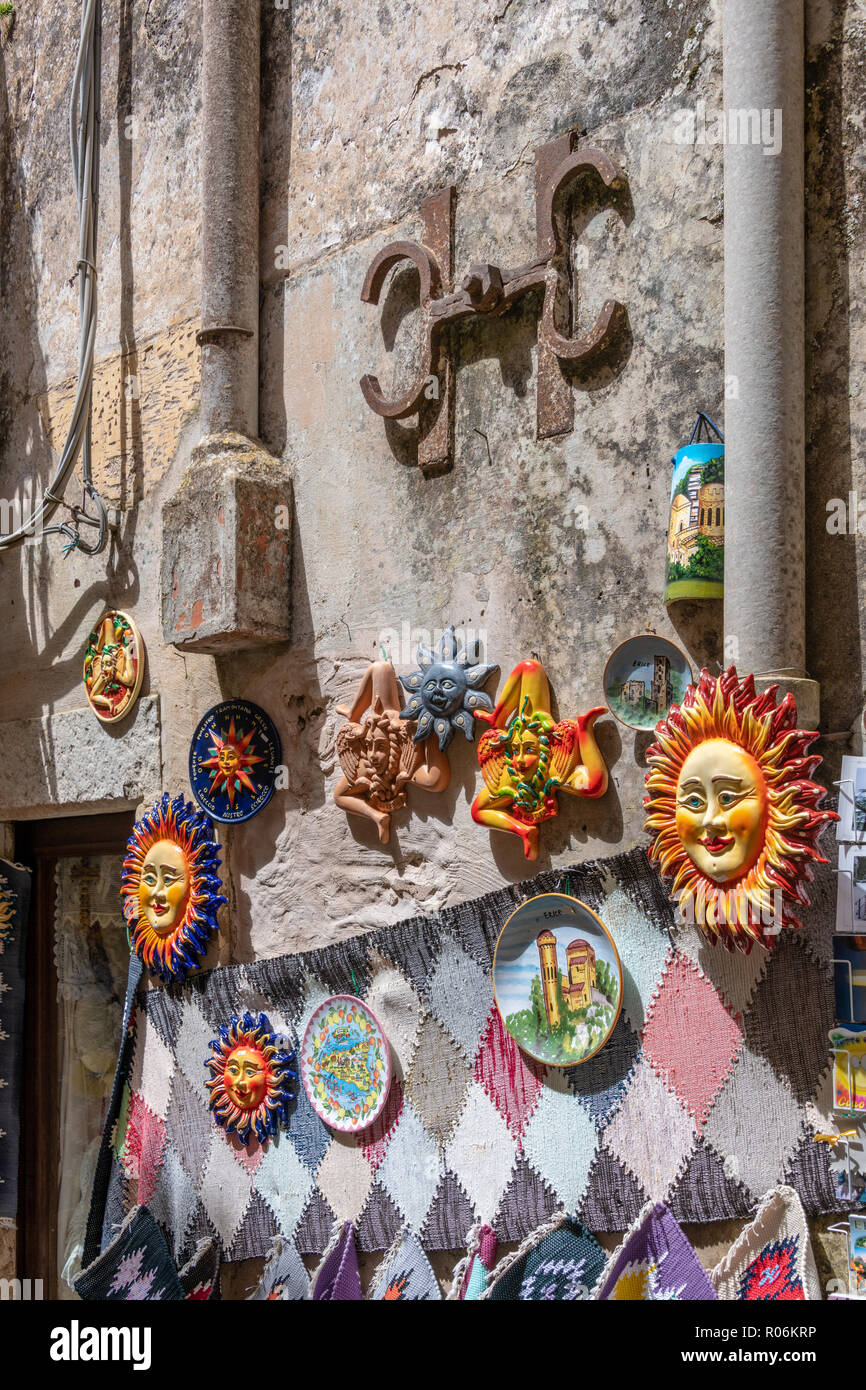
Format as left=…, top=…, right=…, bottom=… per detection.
left=301, top=994, right=391, bottom=1133
left=493, top=893, right=623, bottom=1067
left=603, top=632, right=693, bottom=731
left=189, top=699, right=281, bottom=824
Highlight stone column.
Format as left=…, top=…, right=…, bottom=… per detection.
left=722, top=0, right=819, bottom=725
left=161, top=0, right=293, bottom=653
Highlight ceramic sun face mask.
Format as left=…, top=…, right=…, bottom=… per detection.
left=645, top=666, right=837, bottom=952
left=206, top=1012, right=297, bottom=1146
left=472, top=659, right=608, bottom=861
left=399, top=625, right=499, bottom=750
left=121, top=793, right=226, bottom=982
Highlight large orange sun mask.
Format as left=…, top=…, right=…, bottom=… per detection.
left=675, top=739, right=768, bottom=884
left=645, top=667, right=837, bottom=952
left=138, top=841, right=190, bottom=935
left=224, top=1046, right=269, bottom=1111
left=206, top=1012, right=297, bottom=1146
left=122, top=793, right=226, bottom=982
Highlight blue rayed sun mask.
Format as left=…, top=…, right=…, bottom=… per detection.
left=399, top=625, right=499, bottom=750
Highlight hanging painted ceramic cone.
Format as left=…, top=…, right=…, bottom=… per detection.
left=664, top=412, right=725, bottom=605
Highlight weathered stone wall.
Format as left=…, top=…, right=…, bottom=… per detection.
left=0, top=0, right=214, bottom=777
left=243, top=0, right=730, bottom=956
left=0, top=0, right=727, bottom=965
left=0, top=0, right=862, bottom=1292
left=805, top=0, right=866, bottom=740
left=2, top=0, right=863, bottom=953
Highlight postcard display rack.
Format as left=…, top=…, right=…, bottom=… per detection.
left=831, top=757, right=866, bottom=1290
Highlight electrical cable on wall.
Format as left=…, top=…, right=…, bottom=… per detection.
left=0, top=0, right=108, bottom=555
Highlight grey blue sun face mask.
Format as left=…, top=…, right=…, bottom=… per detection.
left=399, top=626, right=499, bottom=750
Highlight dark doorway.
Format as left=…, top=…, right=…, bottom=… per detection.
left=15, top=811, right=134, bottom=1298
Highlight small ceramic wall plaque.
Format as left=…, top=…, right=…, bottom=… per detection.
left=472, top=658, right=608, bottom=860
left=189, top=699, right=281, bottom=824
left=301, top=994, right=391, bottom=1132
left=603, top=631, right=692, bottom=731
left=493, top=892, right=622, bottom=1067
left=206, top=1012, right=297, bottom=1146
left=83, top=610, right=145, bottom=724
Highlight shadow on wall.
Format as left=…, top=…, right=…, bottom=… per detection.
left=212, top=514, right=325, bottom=962
left=259, top=0, right=293, bottom=460
left=0, top=13, right=144, bottom=746
left=804, top=8, right=859, bottom=770
left=666, top=595, right=723, bottom=681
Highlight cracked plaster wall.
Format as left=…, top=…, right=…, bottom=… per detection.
left=0, top=0, right=862, bottom=976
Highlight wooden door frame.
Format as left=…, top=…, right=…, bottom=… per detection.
left=15, top=810, right=134, bottom=1297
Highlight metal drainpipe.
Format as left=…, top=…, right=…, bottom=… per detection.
left=161, top=0, right=291, bottom=658
left=722, top=0, right=819, bottom=726
left=199, top=0, right=260, bottom=438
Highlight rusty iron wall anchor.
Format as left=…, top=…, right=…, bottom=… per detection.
left=196, top=324, right=256, bottom=344
left=360, top=132, right=628, bottom=475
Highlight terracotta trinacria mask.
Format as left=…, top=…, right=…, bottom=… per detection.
left=334, top=660, right=449, bottom=844
left=206, top=1012, right=297, bottom=1147
left=644, top=666, right=837, bottom=952
left=121, top=793, right=226, bottom=982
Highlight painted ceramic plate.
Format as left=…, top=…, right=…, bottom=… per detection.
left=301, top=994, right=391, bottom=1133
left=493, top=893, right=622, bottom=1067
left=189, top=699, right=281, bottom=824
left=83, top=610, right=145, bottom=724
left=603, top=633, right=693, bottom=731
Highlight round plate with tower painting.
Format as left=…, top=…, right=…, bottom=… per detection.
left=493, top=893, right=622, bottom=1067
left=189, top=699, right=281, bottom=824
left=603, top=632, right=693, bottom=731
left=301, top=994, right=391, bottom=1133
left=83, top=610, right=145, bottom=724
